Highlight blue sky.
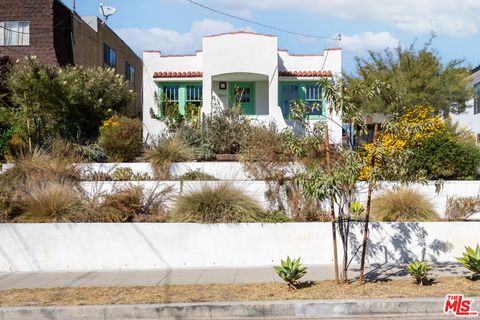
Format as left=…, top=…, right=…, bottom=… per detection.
left=71, top=0, right=480, bottom=73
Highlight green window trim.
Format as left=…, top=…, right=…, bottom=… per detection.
left=279, top=81, right=327, bottom=120
left=158, top=82, right=202, bottom=116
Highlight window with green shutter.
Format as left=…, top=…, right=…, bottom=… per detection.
left=279, top=81, right=326, bottom=119
left=158, top=82, right=202, bottom=116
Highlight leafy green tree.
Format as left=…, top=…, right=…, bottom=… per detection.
left=297, top=149, right=362, bottom=283
left=347, top=39, right=473, bottom=116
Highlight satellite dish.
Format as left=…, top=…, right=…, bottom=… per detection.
left=99, top=2, right=117, bottom=24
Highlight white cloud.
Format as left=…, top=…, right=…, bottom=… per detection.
left=341, top=32, right=400, bottom=54
left=194, top=0, right=480, bottom=36
left=116, top=19, right=254, bottom=55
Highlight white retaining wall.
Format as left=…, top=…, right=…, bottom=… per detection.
left=0, top=222, right=477, bottom=272
left=80, top=178, right=480, bottom=217
left=4, top=161, right=480, bottom=216
left=79, top=162, right=250, bottom=180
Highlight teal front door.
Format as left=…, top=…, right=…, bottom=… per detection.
left=229, top=82, right=255, bottom=115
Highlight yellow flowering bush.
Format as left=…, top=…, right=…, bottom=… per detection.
left=100, top=115, right=120, bottom=129
left=99, top=116, right=142, bottom=162
left=360, top=106, right=448, bottom=180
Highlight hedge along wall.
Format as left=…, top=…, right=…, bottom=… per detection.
left=0, top=222, right=477, bottom=272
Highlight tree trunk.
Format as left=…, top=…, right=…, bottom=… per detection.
left=359, top=123, right=378, bottom=284
left=325, top=127, right=340, bottom=284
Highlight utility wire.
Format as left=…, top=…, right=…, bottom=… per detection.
left=186, top=0, right=340, bottom=41
left=0, top=19, right=67, bottom=35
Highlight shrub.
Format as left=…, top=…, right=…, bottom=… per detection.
left=280, top=183, right=330, bottom=222
left=239, top=125, right=324, bottom=218
left=91, top=185, right=144, bottom=222
left=203, top=105, right=251, bottom=155
left=371, top=188, right=439, bottom=222
left=445, top=195, right=480, bottom=221
left=240, top=124, right=294, bottom=180
left=16, top=179, right=83, bottom=222
left=171, top=182, right=265, bottom=223
left=456, top=244, right=480, bottom=279
left=99, top=115, right=142, bottom=162
left=406, top=132, right=480, bottom=180
left=283, top=126, right=327, bottom=168
left=0, top=122, right=14, bottom=162
left=78, top=183, right=172, bottom=223
left=175, top=126, right=215, bottom=161
left=176, top=169, right=217, bottom=181
left=0, top=177, right=18, bottom=222
left=81, top=171, right=112, bottom=181
left=406, top=260, right=432, bottom=285
left=49, top=138, right=106, bottom=163
left=134, top=183, right=173, bottom=222
left=3, top=57, right=135, bottom=146
left=260, top=210, right=292, bottom=223
left=150, top=93, right=185, bottom=133
left=111, top=167, right=136, bottom=181
left=144, top=137, right=194, bottom=180
left=273, top=256, right=307, bottom=290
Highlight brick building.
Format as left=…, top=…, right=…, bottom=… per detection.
left=0, top=0, right=142, bottom=116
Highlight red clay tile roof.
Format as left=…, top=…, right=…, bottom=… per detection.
left=153, top=71, right=331, bottom=78
left=279, top=70, right=332, bottom=77
left=153, top=71, right=203, bottom=78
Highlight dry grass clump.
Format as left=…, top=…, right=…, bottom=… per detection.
left=371, top=187, right=439, bottom=222
left=171, top=182, right=265, bottom=223
left=77, top=184, right=173, bottom=223
left=445, top=195, right=480, bottom=221
left=3, top=148, right=81, bottom=184
left=95, top=185, right=144, bottom=222
left=0, top=148, right=82, bottom=221
left=144, top=138, right=194, bottom=180
left=15, top=179, right=83, bottom=222
left=0, top=148, right=174, bottom=223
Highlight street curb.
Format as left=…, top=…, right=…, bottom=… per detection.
left=0, top=297, right=469, bottom=319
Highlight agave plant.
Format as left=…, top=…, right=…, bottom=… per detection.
left=406, top=260, right=432, bottom=285
left=273, top=256, right=307, bottom=290
left=457, top=244, right=480, bottom=279
left=350, top=201, right=365, bottom=220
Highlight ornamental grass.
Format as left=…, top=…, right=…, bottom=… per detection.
left=371, top=187, right=439, bottom=222
left=171, top=182, right=265, bottom=223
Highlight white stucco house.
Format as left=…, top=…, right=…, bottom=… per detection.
left=142, top=31, right=342, bottom=143
left=452, top=66, right=480, bottom=143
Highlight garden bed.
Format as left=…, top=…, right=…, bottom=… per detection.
left=0, top=277, right=478, bottom=307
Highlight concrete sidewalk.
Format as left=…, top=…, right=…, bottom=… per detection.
left=0, top=263, right=469, bottom=290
